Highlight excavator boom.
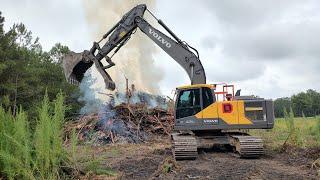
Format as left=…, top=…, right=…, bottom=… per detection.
left=62, top=4, right=206, bottom=90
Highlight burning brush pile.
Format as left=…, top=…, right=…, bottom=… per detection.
left=65, top=91, right=174, bottom=145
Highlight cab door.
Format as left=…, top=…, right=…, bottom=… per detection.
left=175, top=88, right=202, bottom=119
left=197, top=87, right=216, bottom=119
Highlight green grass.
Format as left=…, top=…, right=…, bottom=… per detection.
left=251, top=117, right=320, bottom=149
left=66, top=144, right=118, bottom=178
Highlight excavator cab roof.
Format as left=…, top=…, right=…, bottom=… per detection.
left=176, top=84, right=215, bottom=90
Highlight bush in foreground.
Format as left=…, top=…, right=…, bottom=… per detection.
left=0, top=93, right=67, bottom=179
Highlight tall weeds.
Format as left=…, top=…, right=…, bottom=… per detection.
left=313, top=116, right=320, bottom=143
left=0, top=92, right=67, bottom=179
left=283, top=107, right=303, bottom=146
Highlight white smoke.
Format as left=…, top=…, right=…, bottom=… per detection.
left=78, top=70, right=103, bottom=114
left=82, top=0, right=163, bottom=102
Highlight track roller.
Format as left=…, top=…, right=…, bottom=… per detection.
left=232, top=135, right=264, bottom=158
left=172, top=134, right=198, bottom=160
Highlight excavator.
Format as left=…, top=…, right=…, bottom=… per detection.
left=63, top=4, right=274, bottom=160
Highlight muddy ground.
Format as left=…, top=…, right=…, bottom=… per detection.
left=80, top=138, right=319, bottom=180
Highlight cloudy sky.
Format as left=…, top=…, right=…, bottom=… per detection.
left=1, top=0, right=320, bottom=99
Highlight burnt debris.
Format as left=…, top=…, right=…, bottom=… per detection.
left=64, top=93, right=174, bottom=146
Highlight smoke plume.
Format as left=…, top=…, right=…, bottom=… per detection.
left=78, top=70, right=103, bottom=114
left=82, top=0, right=163, bottom=101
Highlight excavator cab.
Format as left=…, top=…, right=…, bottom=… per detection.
left=175, top=85, right=215, bottom=120
left=172, top=84, right=274, bottom=160
left=174, top=84, right=274, bottom=131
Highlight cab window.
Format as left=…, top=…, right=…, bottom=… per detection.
left=202, top=87, right=214, bottom=109
left=176, top=88, right=201, bottom=119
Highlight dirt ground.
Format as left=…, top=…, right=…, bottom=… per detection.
left=81, top=138, right=319, bottom=180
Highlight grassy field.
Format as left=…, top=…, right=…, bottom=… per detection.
left=251, top=117, right=320, bottom=149
left=67, top=117, right=320, bottom=178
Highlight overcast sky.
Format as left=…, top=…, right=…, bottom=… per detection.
left=1, top=0, right=320, bottom=99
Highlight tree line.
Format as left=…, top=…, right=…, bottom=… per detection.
left=274, top=89, right=320, bottom=118
left=0, top=11, right=82, bottom=121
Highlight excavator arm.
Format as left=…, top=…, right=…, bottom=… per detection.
left=63, top=4, right=206, bottom=90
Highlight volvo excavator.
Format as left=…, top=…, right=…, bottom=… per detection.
left=63, top=4, right=274, bottom=160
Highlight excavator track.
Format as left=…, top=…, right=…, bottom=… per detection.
left=172, top=134, right=198, bottom=160
left=231, top=135, right=264, bottom=158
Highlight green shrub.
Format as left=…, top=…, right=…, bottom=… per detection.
left=0, top=92, right=67, bottom=179
left=34, top=92, right=66, bottom=179
left=0, top=107, right=34, bottom=179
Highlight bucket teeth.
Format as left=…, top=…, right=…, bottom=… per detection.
left=67, top=75, right=80, bottom=86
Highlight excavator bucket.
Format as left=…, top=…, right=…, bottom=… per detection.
left=62, top=51, right=116, bottom=90
left=62, top=51, right=93, bottom=85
